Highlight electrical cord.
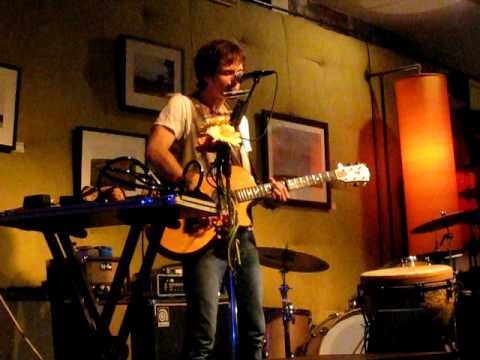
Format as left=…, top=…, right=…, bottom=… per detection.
left=213, top=163, right=241, bottom=272
left=97, top=156, right=169, bottom=194
left=249, top=71, right=279, bottom=143
left=0, top=293, right=45, bottom=360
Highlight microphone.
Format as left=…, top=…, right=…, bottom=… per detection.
left=236, top=70, right=276, bottom=82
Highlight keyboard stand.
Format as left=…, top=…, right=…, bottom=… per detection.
left=0, top=195, right=216, bottom=360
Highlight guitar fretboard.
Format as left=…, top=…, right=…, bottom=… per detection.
left=234, top=170, right=338, bottom=203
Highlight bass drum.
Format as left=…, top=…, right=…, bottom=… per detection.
left=304, top=309, right=365, bottom=355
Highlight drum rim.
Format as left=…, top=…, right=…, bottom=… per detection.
left=360, top=264, right=453, bottom=285
left=307, top=308, right=363, bottom=339
left=304, top=308, right=365, bottom=355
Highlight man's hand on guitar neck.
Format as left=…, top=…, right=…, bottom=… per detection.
left=269, top=177, right=289, bottom=202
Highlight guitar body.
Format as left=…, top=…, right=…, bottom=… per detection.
left=157, top=166, right=256, bottom=257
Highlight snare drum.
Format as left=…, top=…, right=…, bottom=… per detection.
left=359, top=264, right=455, bottom=352
left=263, top=307, right=311, bottom=358
left=304, top=309, right=366, bottom=355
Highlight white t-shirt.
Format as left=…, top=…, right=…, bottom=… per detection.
left=154, top=93, right=252, bottom=172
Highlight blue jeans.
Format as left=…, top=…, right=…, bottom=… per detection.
left=182, top=228, right=265, bottom=360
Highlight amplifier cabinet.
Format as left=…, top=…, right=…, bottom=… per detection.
left=130, top=298, right=231, bottom=360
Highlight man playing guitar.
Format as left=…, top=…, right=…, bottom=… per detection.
left=146, top=39, right=288, bottom=360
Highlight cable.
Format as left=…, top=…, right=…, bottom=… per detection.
left=0, top=293, right=45, bottom=360
left=97, top=156, right=169, bottom=194
left=249, top=72, right=279, bottom=143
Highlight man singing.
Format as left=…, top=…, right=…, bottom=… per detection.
left=147, top=39, right=288, bottom=359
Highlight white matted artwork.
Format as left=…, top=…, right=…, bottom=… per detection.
left=119, top=35, right=183, bottom=112
left=210, top=0, right=237, bottom=6
left=0, top=64, right=21, bottom=152
left=74, top=127, right=147, bottom=197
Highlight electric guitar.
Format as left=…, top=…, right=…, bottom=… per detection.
left=154, top=163, right=370, bottom=258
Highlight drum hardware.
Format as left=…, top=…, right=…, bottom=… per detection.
left=280, top=271, right=295, bottom=358
left=412, top=210, right=463, bottom=275
left=257, top=247, right=329, bottom=273
left=400, top=255, right=426, bottom=267
left=411, top=209, right=480, bottom=234
left=263, top=307, right=311, bottom=359
left=411, top=209, right=480, bottom=275
left=257, top=247, right=329, bottom=358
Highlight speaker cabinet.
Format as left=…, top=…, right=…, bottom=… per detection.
left=130, top=298, right=231, bottom=360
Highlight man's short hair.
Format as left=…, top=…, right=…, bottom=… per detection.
left=194, top=39, right=245, bottom=91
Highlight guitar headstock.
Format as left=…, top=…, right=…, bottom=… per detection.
left=334, top=163, right=370, bottom=185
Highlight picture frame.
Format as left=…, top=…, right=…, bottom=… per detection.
left=73, top=127, right=148, bottom=197
left=0, top=64, right=21, bottom=152
left=117, top=35, right=183, bottom=113
left=210, top=0, right=237, bottom=6
left=260, top=111, right=331, bottom=208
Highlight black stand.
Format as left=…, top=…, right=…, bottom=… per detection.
left=229, top=77, right=260, bottom=129
left=433, top=212, right=459, bottom=352
left=215, top=78, right=262, bottom=360
left=0, top=196, right=214, bottom=360
left=45, top=212, right=167, bottom=360
left=210, top=75, right=265, bottom=359
left=214, top=143, right=239, bottom=360
left=279, top=270, right=295, bottom=358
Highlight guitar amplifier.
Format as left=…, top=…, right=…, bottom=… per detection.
left=154, top=273, right=185, bottom=298
left=140, top=263, right=185, bottom=298
left=144, top=264, right=228, bottom=299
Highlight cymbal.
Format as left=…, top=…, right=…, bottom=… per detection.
left=411, top=209, right=480, bottom=234
left=257, top=247, right=329, bottom=273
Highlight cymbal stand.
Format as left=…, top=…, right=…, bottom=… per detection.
left=467, top=224, right=480, bottom=268
left=437, top=222, right=458, bottom=351
left=279, top=270, right=295, bottom=358
left=440, top=231, right=455, bottom=271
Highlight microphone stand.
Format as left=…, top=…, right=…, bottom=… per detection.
left=229, top=77, right=260, bottom=129
left=214, top=143, right=238, bottom=360
left=217, top=79, right=259, bottom=360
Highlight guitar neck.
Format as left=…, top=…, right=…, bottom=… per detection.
left=234, top=170, right=337, bottom=203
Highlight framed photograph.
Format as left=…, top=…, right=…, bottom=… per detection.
left=118, top=35, right=183, bottom=112
left=0, top=64, right=21, bottom=152
left=260, top=111, right=330, bottom=208
left=73, top=127, right=148, bottom=197
left=210, top=0, right=237, bottom=6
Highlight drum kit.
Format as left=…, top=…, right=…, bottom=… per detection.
left=258, top=209, right=480, bottom=358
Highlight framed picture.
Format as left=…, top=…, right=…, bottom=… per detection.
left=118, top=35, right=183, bottom=113
left=73, top=127, right=148, bottom=197
left=260, top=111, right=330, bottom=208
left=210, top=0, right=237, bottom=6
left=0, top=64, right=21, bottom=152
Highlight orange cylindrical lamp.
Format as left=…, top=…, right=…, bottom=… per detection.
left=395, top=73, right=462, bottom=255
